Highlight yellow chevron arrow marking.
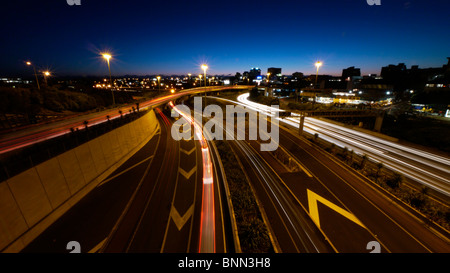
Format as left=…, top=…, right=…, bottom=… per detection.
left=180, top=146, right=196, bottom=155
left=179, top=166, right=196, bottom=180
left=170, top=204, right=194, bottom=231
left=307, top=189, right=365, bottom=229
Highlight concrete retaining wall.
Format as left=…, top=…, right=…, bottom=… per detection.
left=0, top=109, right=159, bottom=252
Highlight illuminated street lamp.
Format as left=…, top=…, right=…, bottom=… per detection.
left=26, top=61, right=40, bottom=90
left=201, top=64, right=208, bottom=104
left=102, top=53, right=115, bottom=105
left=43, top=71, right=51, bottom=85
left=201, top=64, right=208, bottom=88
left=157, top=75, right=161, bottom=94
left=315, top=61, right=322, bottom=86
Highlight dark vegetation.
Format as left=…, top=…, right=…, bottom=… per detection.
left=382, top=114, right=450, bottom=153
left=214, top=140, right=273, bottom=253
left=0, top=85, right=135, bottom=129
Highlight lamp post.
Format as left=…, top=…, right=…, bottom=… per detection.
left=157, top=76, right=161, bottom=94
left=315, top=61, right=322, bottom=87
left=201, top=64, right=208, bottom=105
left=43, top=71, right=50, bottom=85
left=102, top=53, right=115, bottom=106
left=314, top=61, right=322, bottom=105
left=26, top=61, right=40, bottom=90
left=201, top=64, right=208, bottom=89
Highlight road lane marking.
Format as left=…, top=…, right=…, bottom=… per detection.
left=180, top=146, right=196, bottom=155
left=95, top=155, right=154, bottom=188
left=88, top=238, right=108, bottom=253
left=179, top=166, right=197, bottom=180
left=307, top=189, right=365, bottom=229
left=170, top=204, right=195, bottom=231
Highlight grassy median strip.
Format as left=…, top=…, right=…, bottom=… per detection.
left=214, top=140, right=274, bottom=253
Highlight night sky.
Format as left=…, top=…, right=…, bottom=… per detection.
left=1, top=0, right=449, bottom=77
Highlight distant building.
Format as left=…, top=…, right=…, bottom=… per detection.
left=342, top=66, right=361, bottom=80
left=381, top=58, right=450, bottom=92
left=380, top=63, right=407, bottom=81
left=249, top=67, right=261, bottom=79
left=267, top=67, right=282, bottom=78
left=292, top=72, right=304, bottom=79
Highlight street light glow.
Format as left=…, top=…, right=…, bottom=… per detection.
left=102, top=53, right=112, bottom=61
left=315, top=61, right=322, bottom=87
left=101, top=52, right=115, bottom=105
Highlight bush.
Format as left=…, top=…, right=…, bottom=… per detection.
left=386, top=172, right=403, bottom=189
left=239, top=218, right=272, bottom=253
left=408, top=192, right=426, bottom=209
left=44, top=97, right=64, bottom=112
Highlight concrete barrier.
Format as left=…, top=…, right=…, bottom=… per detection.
left=0, top=109, right=160, bottom=252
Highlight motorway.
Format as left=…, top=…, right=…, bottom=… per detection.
left=21, top=106, right=229, bottom=253
left=207, top=96, right=450, bottom=252
left=229, top=138, right=334, bottom=253
left=236, top=93, right=450, bottom=199
left=11, top=87, right=450, bottom=253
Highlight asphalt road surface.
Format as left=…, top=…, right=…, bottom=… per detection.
left=21, top=107, right=228, bottom=253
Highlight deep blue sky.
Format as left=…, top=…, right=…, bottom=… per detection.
left=1, top=0, right=449, bottom=77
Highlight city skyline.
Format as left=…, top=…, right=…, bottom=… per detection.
left=1, top=0, right=449, bottom=77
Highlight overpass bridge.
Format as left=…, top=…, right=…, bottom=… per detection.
left=279, top=109, right=385, bottom=133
